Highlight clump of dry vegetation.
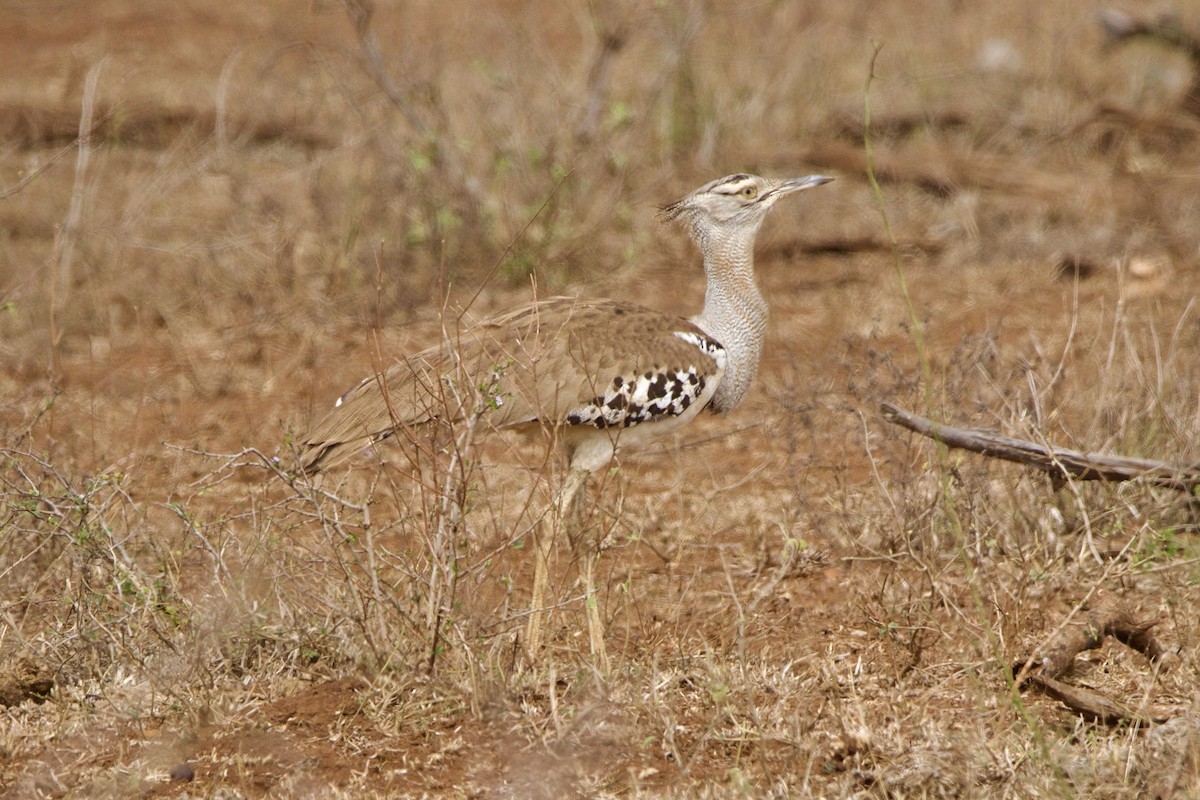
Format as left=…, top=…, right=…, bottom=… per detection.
left=2, top=1, right=1200, bottom=797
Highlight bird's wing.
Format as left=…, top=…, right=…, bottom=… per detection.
left=297, top=296, right=725, bottom=473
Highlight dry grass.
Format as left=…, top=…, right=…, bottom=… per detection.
left=3, top=1, right=1200, bottom=797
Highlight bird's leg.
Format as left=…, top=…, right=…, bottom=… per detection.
left=561, top=467, right=610, bottom=672
left=580, top=524, right=610, bottom=675
left=525, top=521, right=556, bottom=658
left=525, top=467, right=592, bottom=660
left=558, top=468, right=610, bottom=674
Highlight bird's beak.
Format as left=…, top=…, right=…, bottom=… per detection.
left=769, top=175, right=834, bottom=199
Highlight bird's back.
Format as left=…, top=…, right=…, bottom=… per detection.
left=298, top=296, right=725, bottom=473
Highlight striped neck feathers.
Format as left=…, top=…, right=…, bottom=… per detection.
left=687, top=217, right=769, bottom=413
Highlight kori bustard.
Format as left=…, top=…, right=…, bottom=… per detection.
left=298, top=172, right=833, bottom=665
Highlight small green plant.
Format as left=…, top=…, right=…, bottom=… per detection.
left=1135, top=526, right=1200, bottom=569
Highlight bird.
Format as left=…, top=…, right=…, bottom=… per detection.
left=297, top=171, right=833, bottom=666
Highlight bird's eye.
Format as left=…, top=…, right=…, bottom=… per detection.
left=741, top=186, right=757, bottom=198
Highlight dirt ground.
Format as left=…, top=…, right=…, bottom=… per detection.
left=3, top=1, right=1200, bottom=798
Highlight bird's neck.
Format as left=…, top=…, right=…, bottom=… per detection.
left=689, top=224, right=769, bottom=413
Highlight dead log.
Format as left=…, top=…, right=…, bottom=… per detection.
left=880, top=402, right=1200, bottom=494
left=1013, top=601, right=1174, bottom=725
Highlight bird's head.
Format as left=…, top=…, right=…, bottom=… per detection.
left=659, top=173, right=832, bottom=231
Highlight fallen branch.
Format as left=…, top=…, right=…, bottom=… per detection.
left=880, top=402, right=1200, bottom=494
left=1029, top=674, right=1165, bottom=726
left=1021, top=603, right=1169, bottom=679
left=1014, top=602, right=1174, bottom=725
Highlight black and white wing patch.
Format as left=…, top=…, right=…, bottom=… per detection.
left=564, top=331, right=726, bottom=429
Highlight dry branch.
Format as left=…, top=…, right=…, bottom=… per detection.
left=1023, top=604, right=1169, bottom=679
left=1030, top=674, right=1163, bottom=726
left=1014, top=602, right=1173, bottom=725
left=880, top=402, right=1200, bottom=494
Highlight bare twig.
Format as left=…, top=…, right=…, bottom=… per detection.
left=880, top=402, right=1200, bottom=494
left=0, top=139, right=80, bottom=200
